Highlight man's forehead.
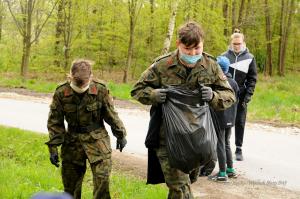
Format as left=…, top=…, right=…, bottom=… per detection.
left=181, top=42, right=203, bottom=48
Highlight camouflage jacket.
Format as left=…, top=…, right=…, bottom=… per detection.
left=131, top=50, right=236, bottom=111
left=46, top=80, right=126, bottom=163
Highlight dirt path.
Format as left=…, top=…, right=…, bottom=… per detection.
left=112, top=151, right=300, bottom=199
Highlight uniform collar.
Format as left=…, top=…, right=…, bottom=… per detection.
left=64, top=81, right=98, bottom=97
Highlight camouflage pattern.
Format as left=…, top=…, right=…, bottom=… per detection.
left=131, top=50, right=236, bottom=199
left=156, top=146, right=193, bottom=199
left=46, top=79, right=126, bottom=199
left=131, top=50, right=235, bottom=111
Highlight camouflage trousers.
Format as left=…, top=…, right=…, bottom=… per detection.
left=62, top=158, right=112, bottom=199
left=155, top=146, right=194, bottom=199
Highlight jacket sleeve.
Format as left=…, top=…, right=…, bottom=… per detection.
left=209, top=63, right=236, bottom=111
left=131, top=65, right=161, bottom=105
left=244, top=57, right=257, bottom=100
left=101, top=88, right=126, bottom=140
left=46, top=91, right=66, bottom=146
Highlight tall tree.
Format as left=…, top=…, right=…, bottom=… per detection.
left=0, top=0, right=3, bottom=41
left=237, top=0, right=246, bottom=29
left=54, top=0, right=65, bottom=67
left=222, top=0, right=229, bottom=37
left=264, top=0, right=272, bottom=76
left=278, top=0, right=296, bottom=76
left=108, top=0, right=118, bottom=73
left=231, top=0, right=237, bottom=32
left=148, top=0, right=154, bottom=51
left=161, top=0, right=178, bottom=55
left=123, top=0, right=142, bottom=83
left=62, top=0, right=72, bottom=69
left=243, top=0, right=251, bottom=35
left=5, top=0, right=57, bottom=77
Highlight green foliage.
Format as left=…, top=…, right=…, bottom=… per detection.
left=0, top=0, right=299, bottom=77
left=0, top=125, right=168, bottom=198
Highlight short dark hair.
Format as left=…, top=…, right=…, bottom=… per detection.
left=177, top=21, right=204, bottom=47
left=70, top=59, right=92, bottom=87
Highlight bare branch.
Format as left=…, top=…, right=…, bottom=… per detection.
left=5, top=0, right=25, bottom=36
left=31, top=0, right=59, bottom=44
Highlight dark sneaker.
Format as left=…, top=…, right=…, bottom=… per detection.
left=208, top=172, right=228, bottom=182
left=235, top=148, right=244, bottom=161
left=235, top=151, right=244, bottom=161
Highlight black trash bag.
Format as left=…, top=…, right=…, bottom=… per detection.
left=162, top=86, right=217, bottom=173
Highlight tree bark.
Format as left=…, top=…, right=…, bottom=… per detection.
left=161, top=0, right=178, bottom=55
left=277, top=0, right=285, bottom=76
left=231, top=0, right=237, bottom=33
left=280, top=0, right=295, bottom=76
left=63, top=0, right=72, bottom=69
left=222, top=0, right=229, bottom=37
left=148, top=0, right=154, bottom=51
left=237, top=0, right=245, bottom=29
left=243, top=0, right=251, bottom=35
left=0, top=0, right=3, bottom=41
left=54, top=0, right=65, bottom=67
left=108, top=0, right=117, bottom=73
left=123, top=0, right=141, bottom=83
left=264, top=0, right=272, bottom=76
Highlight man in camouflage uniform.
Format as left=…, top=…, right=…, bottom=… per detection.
left=46, top=59, right=127, bottom=199
left=131, top=22, right=235, bottom=199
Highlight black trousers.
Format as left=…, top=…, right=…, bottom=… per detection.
left=217, top=128, right=234, bottom=172
left=235, top=101, right=247, bottom=148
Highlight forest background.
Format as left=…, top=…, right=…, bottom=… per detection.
left=0, top=0, right=299, bottom=125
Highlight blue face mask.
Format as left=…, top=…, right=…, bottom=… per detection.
left=179, top=53, right=202, bottom=64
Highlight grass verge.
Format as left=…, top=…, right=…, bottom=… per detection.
left=0, top=125, right=167, bottom=199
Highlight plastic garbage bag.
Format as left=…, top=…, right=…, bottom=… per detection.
left=162, top=86, right=217, bottom=173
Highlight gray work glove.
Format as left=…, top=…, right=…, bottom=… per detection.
left=200, top=86, right=213, bottom=102
left=116, top=137, right=127, bottom=152
left=49, top=146, right=60, bottom=167
left=150, top=89, right=167, bottom=104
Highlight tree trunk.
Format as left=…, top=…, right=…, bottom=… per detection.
left=231, top=0, right=237, bottom=33
left=108, top=0, right=117, bottom=73
left=237, top=0, right=245, bottom=29
left=148, top=0, right=154, bottom=51
left=161, top=0, right=178, bottom=55
left=243, top=0, right=251, bottom=35
left=54, top=0, right=65, bottom=67
left=63, top=0, right=72, bottom=69
left=123, top=0, right=141, bottom=83
left=0, top=0, right=3, bottom=41
left=20, top=0, right=33, bottom=77
left=281, top=0, right=295, bottom=76
left=123, top=17, right=134, bottom=83
left=277, top=0, right=285, bottom=76
left=264, top=0, right=272, bottom=76
left=222, top=0, right=229, bottom=37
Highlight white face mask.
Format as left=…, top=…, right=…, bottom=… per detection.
left=70, top=81, right=90, bottom=93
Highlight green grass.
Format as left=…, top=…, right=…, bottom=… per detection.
left=0, top=125, right=167, bottom=199
left=248, top=73, right=300, bottom=125
left=0, top=74, right=133, bottom=100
